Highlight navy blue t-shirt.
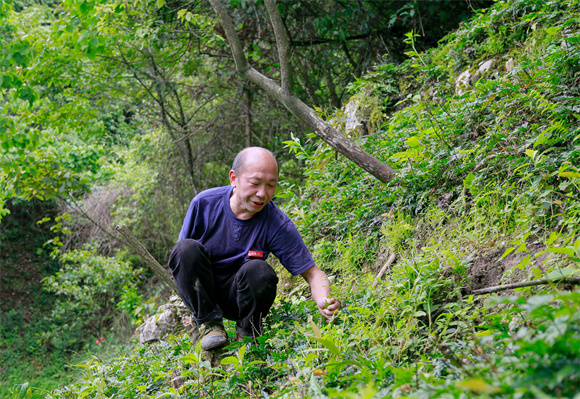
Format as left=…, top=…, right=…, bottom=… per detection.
left=178, top=186, right=315, bottom=276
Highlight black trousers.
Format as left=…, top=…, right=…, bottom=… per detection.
left=168, top=239, right=279, bottom=336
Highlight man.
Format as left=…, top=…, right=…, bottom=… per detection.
left=169, top=147, right=339, bottom=350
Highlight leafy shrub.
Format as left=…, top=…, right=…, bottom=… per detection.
left=42, top=249, right=141, bottom=351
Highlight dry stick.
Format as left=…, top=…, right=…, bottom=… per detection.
left=114, top=226, right=218, bottom=359
left=115, top=225, right=178, bottom=293
left=372, top=253, right=397, bottom=288
left=472, top=277, right=580, bottom=295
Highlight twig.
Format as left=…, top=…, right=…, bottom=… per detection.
left=115, top=225, right=178, bottom=293
left=372, top=253, right=397, bottom=288
left=472, top=277, right=580, bottom=295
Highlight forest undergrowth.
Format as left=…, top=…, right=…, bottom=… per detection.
left=6, top=0, right=580, bottom=397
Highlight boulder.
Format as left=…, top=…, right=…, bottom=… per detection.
left=343, top=99, right=363, bottom=136
left=478, top=59, right=494, bottom=74
left=137, top=295, right=198, bottom=344
left=456, top=59, right=496, bottom=95
left=455, top=69, right=472, bottom=95
left=506, top=58, right=515, bottom=72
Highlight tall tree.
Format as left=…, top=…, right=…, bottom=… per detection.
left=209, top=0, right=397, bottom=183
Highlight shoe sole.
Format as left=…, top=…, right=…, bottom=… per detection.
left=200, top=336, right=228, bottom=350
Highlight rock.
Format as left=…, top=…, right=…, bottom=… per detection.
left=138, top=307, right=177, bottom=344
left=343, top=98, right=363, bottom=137
left=137, top=296, right=198, bottom=344
left=506, top=58, right=515, bottom=72
left=456, top=59, right=496, bottom=95
left=455, top=68, right=471, bottom=95
left=138, top=315, right=162, bottom=343
left=478, top=59, right=494, bottom=74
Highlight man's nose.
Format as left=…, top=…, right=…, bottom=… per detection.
left=256, top=185, right=266, bottom=198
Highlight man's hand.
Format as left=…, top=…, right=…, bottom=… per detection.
left=301, top=265, right=340, bottom=321
left=315, top=296, right=340, bottom=321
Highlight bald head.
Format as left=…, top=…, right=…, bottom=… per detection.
left=232, top=147, right=279, bottom=177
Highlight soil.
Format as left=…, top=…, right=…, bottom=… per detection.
left=467, top=242, right=548, bottom=293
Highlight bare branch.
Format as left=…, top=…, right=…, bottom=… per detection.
left=472, top=277, right=580, bottom=295
left=289, top=32, right=372, bottom=47
left=372, top=253, right=397, bottom=288
left=115, top=225, right=178, bottom=293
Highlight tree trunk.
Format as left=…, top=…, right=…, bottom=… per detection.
left=244, top=87, right=252, bottom=147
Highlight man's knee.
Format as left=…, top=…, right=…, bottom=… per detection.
left=168, top=239, right=208, bottom=271
left=238, top=260, right=278, bottom=293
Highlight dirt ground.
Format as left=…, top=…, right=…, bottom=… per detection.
left=467, top=242, right=549, bottom=292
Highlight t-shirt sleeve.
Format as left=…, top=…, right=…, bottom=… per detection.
left=269, top=219, right=315, bottom=276
left=178, top=198, right=199, bottom=241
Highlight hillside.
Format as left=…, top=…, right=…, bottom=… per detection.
left=5, top=0, right=580, bottom=397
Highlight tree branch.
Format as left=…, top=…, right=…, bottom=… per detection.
left=115, top=225, right=178, bottom=293
left=264, top=0, right=294, bottom=95
left=372, top=253, right=396, bottom=288
left=472, top=277, right=580, bottom=295
left=208, top=0, right=251, bottom=73
left=290, top=32, right=372, bottom=47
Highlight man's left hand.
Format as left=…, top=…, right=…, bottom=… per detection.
left=315, top=296, right=340, bottom=321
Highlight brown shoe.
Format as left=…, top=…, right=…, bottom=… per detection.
left=200, top=321, right=228, bottom=350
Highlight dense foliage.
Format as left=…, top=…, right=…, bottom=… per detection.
left=2, top=0, right=580, bottom=397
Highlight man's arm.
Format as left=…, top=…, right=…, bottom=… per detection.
left=301, top=265, right=340, bottom=320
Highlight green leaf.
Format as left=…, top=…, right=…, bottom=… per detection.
left=525, top=149, right=537, bottom=159
left=221, top=356, right=239, bottom=366
left=246, top=360, right=265, bottom=366
left=546, top=26, right=561, bottom=35
left=457, top=378, right=501, bottom=393
left=502, top=246, right=516, bottom=259
left=514, top=242, right=527, bottom=254
left=545, top=247, right=575, bottom=256
left=559, top=171, right=580, bottom=178
left=310, top=318, right=321, bottom=339
left=215, top=35, right=226, bottom=46
left=515, top=255, right=530, bottom=271
left=389, top=366, right=414, bottom=386
left=313, top=337, right=340, bottom=356
left=180, top=353, right=199, bottom=363
left=463, top=172, right=475, bottom=188
left=156, top=0, right=164, bottom=8
left=19, top=383, right=29, bottom=398
left=238, top=344, right=246, bottom=362
left=405, top=136, right=420, bottom=148
left=546, top=267, right=578, bottom=279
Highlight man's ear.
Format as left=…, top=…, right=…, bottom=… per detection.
left=229, top=170, right=237, bottom=187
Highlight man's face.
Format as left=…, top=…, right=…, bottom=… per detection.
left=229, top=152, right=278, bottom=219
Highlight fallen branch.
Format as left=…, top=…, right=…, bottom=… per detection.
left=472, top=277, right=580, bottom=295
left=372, top=253, right=397, bottom=288
left=115, top=224, right=178, bottom=293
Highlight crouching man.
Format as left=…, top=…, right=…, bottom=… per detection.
left=169, top=147, right=340, bottom=350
